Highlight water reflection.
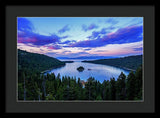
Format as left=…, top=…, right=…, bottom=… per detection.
left=45, top=59, right=130, bottom=83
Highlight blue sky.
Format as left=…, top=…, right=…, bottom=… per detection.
left=17, top=17, right=143, bottom=58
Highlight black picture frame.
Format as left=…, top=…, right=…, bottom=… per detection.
left=3, top=2, right=156, bottom=116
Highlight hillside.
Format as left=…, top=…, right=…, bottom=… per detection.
left=82, top=55, right=143, bottom=71
left=18, top=49, right=65, bottom=74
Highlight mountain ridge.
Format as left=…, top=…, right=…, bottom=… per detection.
left=57, top=56, right=118, bottom=60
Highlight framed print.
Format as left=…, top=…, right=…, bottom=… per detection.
left=17, top=16, right=143, bottom=102
left=4, top=5, right=155, bottom=114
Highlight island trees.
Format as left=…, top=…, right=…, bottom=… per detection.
left=77, top=66, right=85, bottom=72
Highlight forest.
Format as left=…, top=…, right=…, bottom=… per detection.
left=18, top=66, right=142, bottom=101
left=18, top=49, right=65, bottom=75
left=18, top=49, right=143, bottom=101
left=82, top=55, right=142, bottom=71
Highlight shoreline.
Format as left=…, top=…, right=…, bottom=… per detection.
left=40, top=64, right=65, bottom=74
left=82, top=61, right=136, bottom=72
left=120, top=67, right=136, bottom=72
left=41, top=61, right=136, bottom=75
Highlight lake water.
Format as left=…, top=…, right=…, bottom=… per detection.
left=44, top=59, right=130, bottom=83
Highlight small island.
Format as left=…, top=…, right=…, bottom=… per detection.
left=77, top=66, right=85, bottom=72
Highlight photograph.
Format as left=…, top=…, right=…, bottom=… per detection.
left=17, top=17, right=143, bottom=101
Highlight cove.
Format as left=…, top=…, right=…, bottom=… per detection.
left=44, top=59, right=130, bottom=83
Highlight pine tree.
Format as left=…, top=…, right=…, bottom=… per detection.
left=102, top=80, right=110, bottom=100
left=126, top=71, right=136, bottom=100
left=85, top=77, right=96, bottom=100
left=22, top=71, right=26, bottom=100
left=116, top=72, right=126, bottom=100
left=134, top=65, right=143, bottom=100
left=110, top=77, right=116, bottom=100
left=18, top=83, right=24, bottom=100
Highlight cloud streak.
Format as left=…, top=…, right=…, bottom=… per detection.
left=69, top=25, right=143, bottom=48
left=82, top=23, right=98, bottom=32
left=87, top=26, right=116, bottom=40
left=47, top=45, right=61, bottom=50
left=133, top=47, right=143, bottom=51
left=18, top=31, right=61, bottom=46
left=58, top=25, right=70, bottom=34
left=105, top=18, right=119, bottom=25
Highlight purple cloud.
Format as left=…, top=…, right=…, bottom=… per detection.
left=82, top=23, right=98, bottom=32
left=59, top=40, right=71, bottom=44
left=84, top=48, right=92, bottom=51
left=69, top=25, right=143, bottom=48
left=87, top=27, right=116, bottom=40
left=17, top=18, right=69, bottom=49
left=105, top=18, right=119, bottom=24
left=61, top=35, right=69, bottom=39
left=47, top=45, right=61, bottom=50
left=17, top=18, right=34, bottom=32
left=40, top=49, right=44, bottom=51
left=18, top=31, right=61, bottom=46
left=133, top=47, right=143, bottom=51
left=59, top=40, right=76, bottom=44
left=58, top=25, right=70, bottom=34
left=87, top=31, right=99, bottom=39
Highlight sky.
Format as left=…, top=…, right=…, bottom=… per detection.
left=17, top=17, right=143, bottom=58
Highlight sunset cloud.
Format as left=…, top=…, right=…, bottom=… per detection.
left=47, top=45, right=62, bottom=50
left=69, top=25, right=143, bottom=48
left=18, top=31, right=61, bottom=46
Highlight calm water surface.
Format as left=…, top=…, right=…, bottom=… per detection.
left=45, top=59, right=130, bottom=83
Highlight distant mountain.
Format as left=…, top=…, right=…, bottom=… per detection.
left=57, top=56, right=117, bottom=60
left=82, top=55, right=143, bottom=71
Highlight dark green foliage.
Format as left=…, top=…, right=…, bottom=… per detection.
left=110, top=77, right=116, bottom=100
left=18, top=66, right=142, bottom=100
left=84, top=77, right=96, bottom=100
left=18, top=49, right=65, bottom=75
left=82, top=55, right=142, bottom=71
left=62, top=61, right=74, bottom=63
left=134, top=65, right=143, bottom=100
left=18, top=49, right=143, bottom=101
left=18, top=83, right=24, bottom=100
left=116, top=72, right=126, bottom=100
left=102, top=80, right=110, bottom=100
left=126, top=71, right=136, bottom=100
